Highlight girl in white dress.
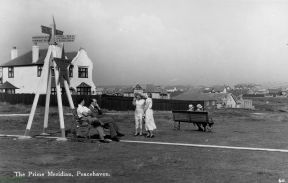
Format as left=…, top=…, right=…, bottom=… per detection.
left=133, top=93, right=146, bottom=136
left=144, top=93, right=156, bottom=138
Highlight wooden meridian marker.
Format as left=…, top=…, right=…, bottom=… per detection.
left=21, top=17, right=75, bottom=140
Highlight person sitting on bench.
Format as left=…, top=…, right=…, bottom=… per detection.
left=188, top=104, right=194, bottom=111
left=88, top=98, right=124, bottom=142
left=188, top=104, right=204, bottom=131
left=196, top=104, right=204, bottom=112
left=77, top=98, right=110, bottom=143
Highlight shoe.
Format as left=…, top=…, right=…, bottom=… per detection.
left=99, top=139, right=110, bottom=143
left=117, top=132, right=125, bottom=137
left=149, top=134, right=155, bottom=138
left=111, top=137, right=120, bottom=142
left=134, top=133, right=139, bottom=136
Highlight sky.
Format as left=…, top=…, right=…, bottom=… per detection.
left=1, top=0, right=288, bottom=86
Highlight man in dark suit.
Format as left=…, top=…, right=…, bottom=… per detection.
left=88, top=98, right=124, bottom=142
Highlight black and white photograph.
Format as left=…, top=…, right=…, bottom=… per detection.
left=1, top=0, right=288, bottom=182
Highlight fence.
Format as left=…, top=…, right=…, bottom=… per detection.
left=0, top=93, right=204, bottom=111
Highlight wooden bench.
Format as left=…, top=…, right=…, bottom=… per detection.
left=71, top=109, right=92, bottom=138
left=172, top=110, right=214, bottom=132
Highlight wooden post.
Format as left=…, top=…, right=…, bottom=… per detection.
left=42, top=59, right=52, bottom=135
left=64, top=80, right=74, bottom=109
left=23, top=47, right=52, bottom=137
left=52, top=60, right=66, bottom=140
left=24, top=92, right=40, bottom=137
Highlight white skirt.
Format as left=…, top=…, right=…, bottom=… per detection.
left=145, top=109, right=156, bottom=131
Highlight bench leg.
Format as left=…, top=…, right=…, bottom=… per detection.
left=178, top=122, right=180, bottom=130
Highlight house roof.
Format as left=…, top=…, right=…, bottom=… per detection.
left=173, top=90, right=217, bottom=101
left=230, top=89, right=249, bottom=96
left=212, top=85, right=227, bottom=92
left=268, top=88, right=282, bottom=94
left=134, top=84, right=143, bottom=90
left=76, top=82, right=91, bottom=88
left=0, top=81, right=19, bottom=89
left=1, top=49, right=77, bottom=67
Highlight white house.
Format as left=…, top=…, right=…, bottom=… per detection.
left=0, top=46, right=96, bottom=95
left=236, top=95, right=254, bottom=109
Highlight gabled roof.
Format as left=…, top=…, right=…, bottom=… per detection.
left=76, top=82, right=91, bottom=88
left=212, top=85, right=226, bottom=92
left=1, top=49, right=77, bottom=67
left=134, top=84, right=143, bottom=90
left=0, top=81, right=19, bottom=89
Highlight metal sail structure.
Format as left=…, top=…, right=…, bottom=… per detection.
left=19, top=17, right=75, bottom=141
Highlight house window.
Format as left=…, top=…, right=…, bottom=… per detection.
left=51, top=87, right=56, bottom=95
left=78, top=67, right=88, bottom=78
left=6, top=89, right=15, bottom=94
left=8, top=67, right=14, bottom=78
left=77, top=87, right=91, bottom=95
left=50, top=66, right=55, bottom=77
left=69, top=65, right=74, bottom=77
left=51, top=87, right=65, bottom=95
left=0, top=67, right=2, bottom=84
left=37, top=66, right=43, bottom=77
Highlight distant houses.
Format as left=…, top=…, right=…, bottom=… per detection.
left=267, top=88, right=285, bottom=97
left=0, top=46, right=96, bottom=95
left=173, top=89, right=254, bottom=109
left=122, top=84, right=171, bottom=99
left=203, top=85, right=231, bottom=94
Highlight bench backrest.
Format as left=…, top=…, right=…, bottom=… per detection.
left=172, top=110, right=208, bottom=122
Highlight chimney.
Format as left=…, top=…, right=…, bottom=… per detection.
left=10, top=46, right=18, bottom=60
left=32, top=45, right=39, bottom=63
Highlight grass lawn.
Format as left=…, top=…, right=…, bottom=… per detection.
left=1, top=100, right=288, bottom=183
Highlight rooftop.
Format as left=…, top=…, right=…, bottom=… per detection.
left=1, top=49, right=77, bottom=67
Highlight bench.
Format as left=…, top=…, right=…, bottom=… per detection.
left=172, top=110, right=214, bottom=132
left=71, top=109, right=92, bottom=138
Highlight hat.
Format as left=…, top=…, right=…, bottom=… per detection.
left=196, top=104, right=203, bottom=109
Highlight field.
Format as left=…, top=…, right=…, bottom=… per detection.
left=1, top=98, right=288, bottom=183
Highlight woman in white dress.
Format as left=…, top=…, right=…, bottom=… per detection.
left=132, top=93, right=146, bottom=136
left=144, top=93, right=156, bottom=138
